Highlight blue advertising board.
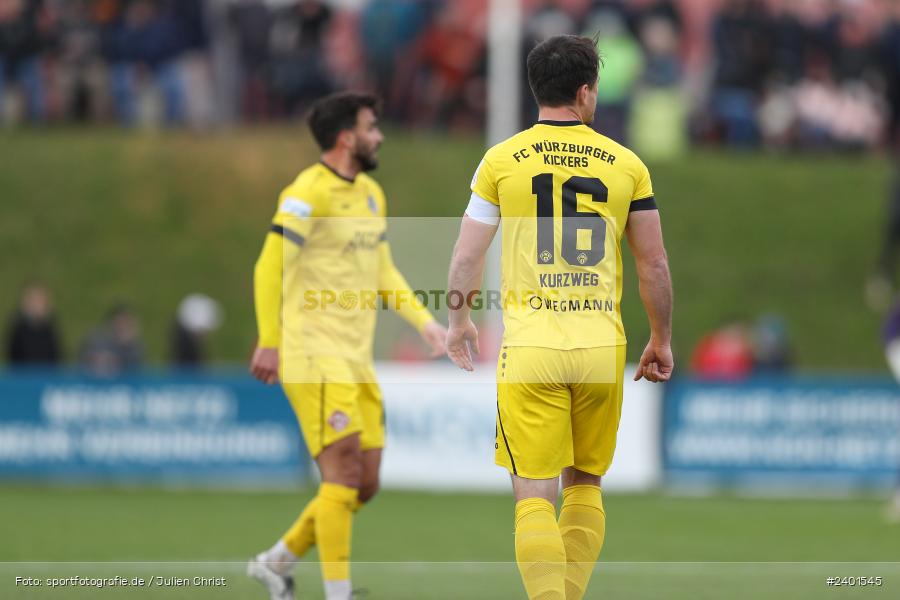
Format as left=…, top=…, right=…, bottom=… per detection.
left=0, top=371, right=308, bottom=486
left=663, top=377, right=900, bottom=489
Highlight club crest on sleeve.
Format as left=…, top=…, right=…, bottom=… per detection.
left=367, top=195, right=378, bottom=215
left=328, top=410, right=350, bottom=432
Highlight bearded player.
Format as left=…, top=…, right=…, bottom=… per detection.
left=446, top=36, right=674, bottom=599
left=247, top=92, right=447, bottom=600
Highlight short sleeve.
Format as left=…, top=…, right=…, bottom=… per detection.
left=470, top=155, right=499, bottom=206
left=632, top=159, right=654, bottom=202
left=630, top=159, right=657, bottom=212
left=271, top=185, right=324, bottom=246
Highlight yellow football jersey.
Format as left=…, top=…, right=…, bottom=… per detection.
left=261, top=162, right=432, bottom=372
left=471, top=120, right=656, bottom=349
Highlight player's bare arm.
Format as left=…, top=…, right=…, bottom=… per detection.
left=626, top=209, right=674, bottom=383
left=446, top=215, right=499, bottom=371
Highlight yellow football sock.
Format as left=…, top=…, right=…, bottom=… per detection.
left=281, top=494, right=367, bottom=560
left=282, top=497, right=318, bottom=557
left=558, top=485, right=605, bottom=600
left=315, top=482, right=358, bottom=582
left=514, top=497, right=566, bottom=600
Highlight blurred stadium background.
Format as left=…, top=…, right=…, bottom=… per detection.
left=2, top=0, right=900, bottom=598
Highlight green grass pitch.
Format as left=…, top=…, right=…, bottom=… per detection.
left=2, top=486, right=898, bottom=598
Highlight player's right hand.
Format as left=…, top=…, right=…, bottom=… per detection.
left=633, top=340, right=674, bottom=383
left=446, top=320, right=480, bottom=372
left=250, top=346, right=280, bottom=385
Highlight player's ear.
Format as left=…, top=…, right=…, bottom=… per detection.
left=335, top=128, right=354, bottom=150
left=575, top=84, right=590, bottom=109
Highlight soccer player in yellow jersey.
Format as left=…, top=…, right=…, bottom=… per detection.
left=247, top=92, right=447, bottom=600
left=446, top=36, right=674, bottom=600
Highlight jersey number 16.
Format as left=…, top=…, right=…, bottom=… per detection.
left=532, top=173, right=609, bottom=267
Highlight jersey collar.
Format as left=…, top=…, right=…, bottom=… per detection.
left=536, top=120, right=584, bottom=127
left=319, top=160, right=357, bottom=184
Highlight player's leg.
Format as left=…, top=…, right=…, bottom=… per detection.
left=279, top=443, right=378, bottom=565
left=561, top=345, right=626, bottom=600
left=250, top=378, right=331, bottom=600
left=498, top=347, right=573, bottom=600
left=254, top=358, right=365, bottom=600
left=355, top=367, right=385, bottom=506
left=254, top=434, right=362, bottom=600
left=315, top=433, right=363, bottom=600
left=276, top=378, right=327, bottom=563
left=278, top=367, right=383, bottom=569
left=558, top=468, right=604, bottom=600
left=358, top=448, right=382, bottom=504
left=280, top=494, right=318, bottom=560
left=309, top=360, right=389, bottom=599
left=511, top=474, right=566, bottom=600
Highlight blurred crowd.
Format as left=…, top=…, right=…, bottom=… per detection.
left=0, top=0, right=898, bottom=151
left=689, top=314, right=793, bottom=380
left=5, top=282, right=222, bottom=375
left=702, top=0, right=900, bottom=151
left=528, top=0, right=900, bottom=152
left=6, top=283, right=794, bottom=378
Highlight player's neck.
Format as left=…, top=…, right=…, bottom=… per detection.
left=537, top=106, right=584, bottom=124
left=319, top=151, right=359, bottom=182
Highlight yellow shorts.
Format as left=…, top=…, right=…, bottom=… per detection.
left=281, top=356, right=385, bottom=458
left=495, top=345, right=626, bottom=479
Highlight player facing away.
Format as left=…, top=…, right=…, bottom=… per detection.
left=446, top=35, right=674, bottom=600
left=247, top=92, right=447, bottom=600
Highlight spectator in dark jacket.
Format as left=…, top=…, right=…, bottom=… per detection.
left=269, top=0, right=334, bottom=117
left=228, top=0, right=273, bottom=119
left=5, top=282, right=62, bottom=365
left=769, top=0, right=808, bottom=84
left=107, top=0, right=185, bottom=125
left=710, top=0, right=771, bottom=146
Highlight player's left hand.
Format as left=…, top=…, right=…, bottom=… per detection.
left=446, top=320, right=480, bottom=372
left=420, top=321, right=448, bottom=358
left=633, top=340, right=674, bottom=383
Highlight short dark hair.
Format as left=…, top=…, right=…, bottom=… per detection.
left=307, top=92, right=380, bottom=151
left=526, top=35, right=601, bottom=108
